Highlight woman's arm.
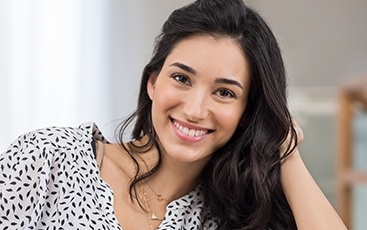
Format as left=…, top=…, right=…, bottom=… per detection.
left=281, top=122, right=347, bottom=229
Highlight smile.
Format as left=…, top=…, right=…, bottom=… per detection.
left=172, top=120, right=211, bottom=137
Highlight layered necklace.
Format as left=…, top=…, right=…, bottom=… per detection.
left=138, top=182, right=168, bottom=229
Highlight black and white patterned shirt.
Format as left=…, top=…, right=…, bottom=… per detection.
left=0, top=123, right=216, bottom=229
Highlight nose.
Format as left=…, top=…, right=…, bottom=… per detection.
left=182, top=89, right=210, bottom=121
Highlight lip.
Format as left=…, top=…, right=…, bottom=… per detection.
left=170, top=118, right=213, bottom=143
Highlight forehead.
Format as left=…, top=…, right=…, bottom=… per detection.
left=168, top=34, right=245, bottom=59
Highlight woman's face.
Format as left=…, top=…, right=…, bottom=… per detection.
left=147, top=34, right=250, bottom=166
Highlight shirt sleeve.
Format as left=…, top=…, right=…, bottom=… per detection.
left=0, top=131, right=44, bottom=229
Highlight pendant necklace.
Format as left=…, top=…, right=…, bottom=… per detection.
left=133, top=161, right=168, bottom=230
left=138, top=182, right=166, bottom=230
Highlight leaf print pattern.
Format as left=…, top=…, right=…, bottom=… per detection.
left=0, top=123, right=216, bottom=229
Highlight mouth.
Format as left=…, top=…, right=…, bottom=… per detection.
left=171, top=118, right=214, bottom=137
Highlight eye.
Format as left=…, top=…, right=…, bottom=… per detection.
left=172, top=74, right=191, bottom=85
left=215, top=89, right=236, bottom=99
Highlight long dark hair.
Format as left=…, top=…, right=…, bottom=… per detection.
left=118, top=0, right=298, bottom=229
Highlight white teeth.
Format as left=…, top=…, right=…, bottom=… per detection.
left=189, top=129, right=195, bottom=136
left=182, top=127, right=189, bottom=135
left=173, top=120, right=209, bottom=137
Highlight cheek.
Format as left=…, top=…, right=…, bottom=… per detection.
left=151, top=86, right=181, bottom=114
left=217, top=106, right=244, bottom=132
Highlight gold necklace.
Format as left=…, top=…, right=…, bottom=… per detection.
left=145, top=181, right=169, bottom=202
left=132, top=160, right=167, bottom=230
left=132, top=158, right=168, bottom=202
left=138, top=182, right=164, bottom=230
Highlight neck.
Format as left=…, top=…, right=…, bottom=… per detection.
left=134, top=147, right=208, bottom=203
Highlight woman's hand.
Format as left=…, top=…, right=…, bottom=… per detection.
left=280, top=119, right=304, bottom=158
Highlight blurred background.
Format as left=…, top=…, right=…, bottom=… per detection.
left=0, top=0, right=366, bottom=229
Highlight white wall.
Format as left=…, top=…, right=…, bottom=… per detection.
left=247, top=0, right=367, bottom=87
left=0, top=0, right=112, bottom=149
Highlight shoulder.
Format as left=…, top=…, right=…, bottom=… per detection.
left=0, top=123, right=113, bottom=228
left=0, top=122, right=106, bottom=171
left=5, top=122, right=104, bottom=152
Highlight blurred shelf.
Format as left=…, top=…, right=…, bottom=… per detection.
left=337, top=77, right=367, bottom=229
left=340, top=171, right=367, bottom=185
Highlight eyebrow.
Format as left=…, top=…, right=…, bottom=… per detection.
left=169, top=61, right=244, bottom=90
left=215, top=78, right=244, bottom=90
left=169, top=62, right=197, bottom=75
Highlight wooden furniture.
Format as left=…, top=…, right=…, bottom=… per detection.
left=337, top=78, right=367, bottom=229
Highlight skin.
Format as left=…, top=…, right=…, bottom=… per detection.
left=100, top=34, right=251, bottom=230
left=147, top=34, right=250, bottom=169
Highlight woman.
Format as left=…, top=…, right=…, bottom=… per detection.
left=0, top=0, right=346, bottom=229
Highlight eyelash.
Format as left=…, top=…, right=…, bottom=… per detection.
left=172, top=74, right=191, bottom=85
left=171, top=73, right=237, bottom=99
left=215, top=89, right=236, bottom=99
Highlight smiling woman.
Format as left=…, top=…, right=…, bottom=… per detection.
left=0, top=0, right=347, bottom=229
left=147, top=35, right=249, bottom=165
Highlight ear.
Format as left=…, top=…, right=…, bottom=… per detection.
left=147, top=72, right=158, bottom=100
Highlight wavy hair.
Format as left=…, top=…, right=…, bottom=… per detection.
left=117, top=0, right=298, bottom=229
